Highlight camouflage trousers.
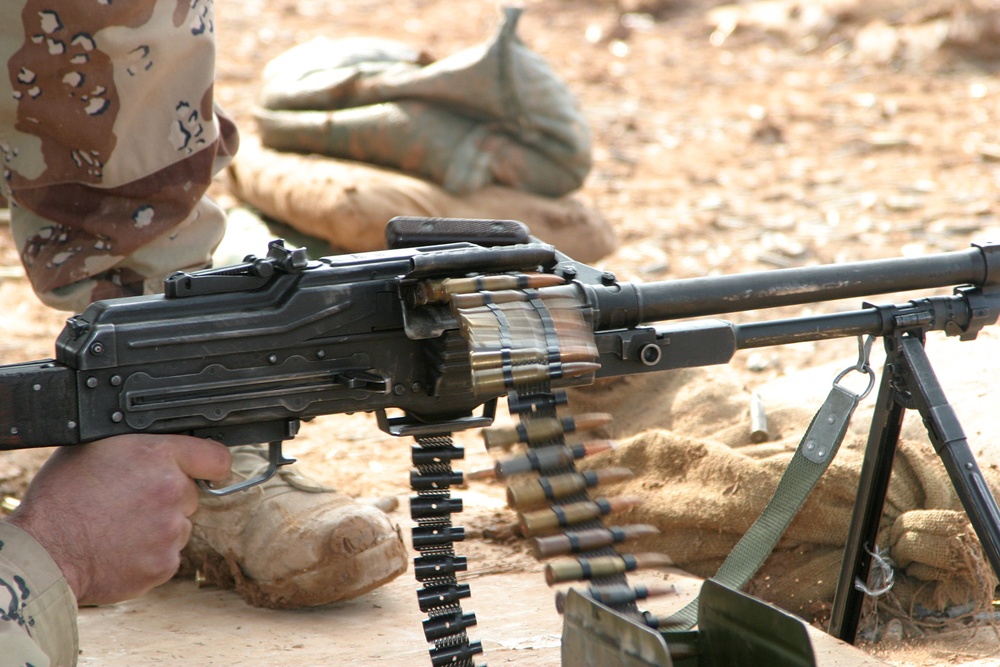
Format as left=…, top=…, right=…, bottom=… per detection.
left=0, top=0, right=239, bottom=312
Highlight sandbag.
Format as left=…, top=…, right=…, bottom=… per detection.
left=587, top=427, right=997, bottom=622
left=226, top=138, right=617, bottom=263
left=253, top=7, right=591, bottom=197
left=565, top=339, right=1000, bottom=626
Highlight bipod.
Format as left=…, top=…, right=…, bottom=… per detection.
left=830, top=328, right=1000, bottom=642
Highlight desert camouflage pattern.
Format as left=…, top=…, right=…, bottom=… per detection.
left=0, top=0, right=239, bottom=312
left=0, top=522, right=79, bottom=667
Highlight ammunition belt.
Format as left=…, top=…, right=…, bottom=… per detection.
left=410, top=432, right=482, bottom=667
left=408, top=273, right=663, bottom=666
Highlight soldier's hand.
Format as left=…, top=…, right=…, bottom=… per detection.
left=6, top=434, right=231, bottom=605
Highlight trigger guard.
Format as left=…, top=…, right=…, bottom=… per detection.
left=197, top=441, right=296, bottom=496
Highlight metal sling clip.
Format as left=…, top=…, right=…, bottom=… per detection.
left=833, top=335, right=877, bottom=401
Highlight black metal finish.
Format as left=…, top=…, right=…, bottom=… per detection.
left=602, top=243, right=999, bottom=326
left=409, top=432, right=483, bottom=667
left=590, top=290, right=1000, bottom=380
left=830, top=331, right=1000, bottom=642
left=385, top=216, right=531, bottom=248
left=699, top=580, right=816, bottom=667
left=6, top=218, right=1000, bottom=665
left=828, top=354, right=906, bottom=642
left=904, top=333, right=1000, bottom=577
left=0, top=360, right=78, bottom=448
left=4, top=229, right=1000, bottom=453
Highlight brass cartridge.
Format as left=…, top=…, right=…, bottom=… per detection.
left=473, top=361, right=600, bottom=396
left=469, top=347, right=547, bottom=370
left=750, top=390, right=770, bottom=443
left=469, top=346, right=597, bottom=372
left=531, top=524, right=660, bottom=558
left=481, top=410, right=610, bottom=450
left=588, top=583, right=678, bottom=606
left=465, top=440, right=617, bottom=481
left=452, top=289, right=530, bottom=309
left=519, top=495, right=642, bottom=536
left=506, top=467, right=634, bottom=510
left=554, top=582, right=678, bottom=613
left=544, top=553, right=674, bottom=585
left=416, top=273, right=565, bottom=304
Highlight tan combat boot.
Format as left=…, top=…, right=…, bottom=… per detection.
left=180, top=445, right=408, bottom=609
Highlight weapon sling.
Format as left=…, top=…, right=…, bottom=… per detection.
left=656, top=338, right=876, bottom=630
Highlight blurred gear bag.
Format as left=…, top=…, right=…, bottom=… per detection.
left=253, top=6, right=591, bottom=197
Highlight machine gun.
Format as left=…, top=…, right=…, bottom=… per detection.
left=3, top=216, right=1000, bottom=666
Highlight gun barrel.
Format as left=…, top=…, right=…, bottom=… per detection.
left=595, top=244, right=998, bottom=328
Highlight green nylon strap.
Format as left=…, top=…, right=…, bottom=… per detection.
left=661, top=383, right=861, bottom=630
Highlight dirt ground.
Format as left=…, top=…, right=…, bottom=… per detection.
left=6, top=0, right=1000, bottom=665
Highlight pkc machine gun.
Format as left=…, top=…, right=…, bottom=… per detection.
left=3, top=216, right=1000, bottom=666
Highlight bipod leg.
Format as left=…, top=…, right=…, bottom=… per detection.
left=831, top=332, right=1000, bottom=643
left=895, top=335, right=1000, bottom=571
left=829, top=342, right=905, bottom=642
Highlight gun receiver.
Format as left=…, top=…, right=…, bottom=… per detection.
left=2, top=224, right=999, bottom=453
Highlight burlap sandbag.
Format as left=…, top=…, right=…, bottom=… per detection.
left=585, top=428, right=996, bottom=622
left=226, top=138, right=617, bottom=263
left=253, top=6, right=591, bottom=198
left=564, top=331, right=1000, bottom=625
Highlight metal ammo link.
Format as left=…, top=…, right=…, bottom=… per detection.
left=410, top=433, right=484, bottom=667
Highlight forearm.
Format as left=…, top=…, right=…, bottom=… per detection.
left=0, top=522, right=79, bottom=667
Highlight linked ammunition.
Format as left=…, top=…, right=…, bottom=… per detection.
left=588, top=582, right=677, bottom=605
left=465, top=440, right=616, bottom=480
left=451, top=285, right=580, bottom=310
left=469, top=347, right=547, bottom=370
left=416, top=273, right=565, bottom=304
left=519, top=496, right=643, bottom=536
left=506, top=467, right=634, bottom=510
left=422, top=610, right=478, bottom=642
left=471, top=362, right=553, bottom=396
left=554, top=582, right=678, bottom=612
left=417, top=582, right=471, bottom=611
left=544, top=553, right=675, bottom=585
left=473, top=362, right=599, bottom=396
left=531, top=524, right=661, bottom=558
left=464, top=329, right=546, bottom=352
left=507, top=390, right=569, bottom=415
left=481, top=411, right=611, bottom=450
left=451, top=289, right=530, bottom=309
left=469, top=346, right=597, bottom=371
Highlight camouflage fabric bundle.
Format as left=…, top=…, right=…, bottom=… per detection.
left=253, top=6, right=591, bottom=197
left=227, top=7, right=615, bottom=259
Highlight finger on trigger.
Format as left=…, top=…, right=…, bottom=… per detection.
left=172, top=436, right=233, bottom=483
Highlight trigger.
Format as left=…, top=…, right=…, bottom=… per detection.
left=197, top=441, right=296, bottom=496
